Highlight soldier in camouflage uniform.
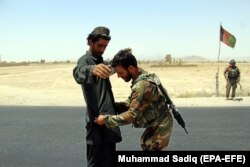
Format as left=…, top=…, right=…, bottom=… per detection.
left=224, top=59, right=240, bottom=100
left=95, top=48, right=173, bottom=151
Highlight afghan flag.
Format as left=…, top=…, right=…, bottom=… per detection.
left=220, top=26, right=236, bottom=48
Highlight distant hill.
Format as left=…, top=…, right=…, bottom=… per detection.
left=177, top=55, right=210, bottom=62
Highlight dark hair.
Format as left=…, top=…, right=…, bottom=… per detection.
left=111, top=48, right=137, bottom=68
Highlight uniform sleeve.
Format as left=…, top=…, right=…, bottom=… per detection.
left=237, top=67, right=240, bottom=75
left=73, top=58, right=95, bottom=84
left=237, top=67, right=241, bottom=81
left=114, top=101, right=130, bottom=114
left=224, top=67, right=228, bottom=79
left=103, top=81, right=155, bottom=128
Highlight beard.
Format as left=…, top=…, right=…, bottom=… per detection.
left=123, top=70, right=133, bottom=82
left=93, top=51, right=103, bottom=56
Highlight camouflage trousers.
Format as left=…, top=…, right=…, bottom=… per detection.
left=140, top=112, right=173, bottom=151
left=226, top=79, right=237, bottom=98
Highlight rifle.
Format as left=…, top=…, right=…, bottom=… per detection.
left=153, top=74, right=188, bottom=134
left=169, top=103, right=189, bottom=134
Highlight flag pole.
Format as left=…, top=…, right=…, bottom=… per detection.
left=217, top=24, right=221, bottom=62
left=216, top=23, right=222, bottom=97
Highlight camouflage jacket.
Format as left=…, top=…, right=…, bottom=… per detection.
left=224, top=66, right=240, bottom=81
left=104, top=70, right=170, bottom=128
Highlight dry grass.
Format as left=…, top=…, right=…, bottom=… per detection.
left=133, top=62, right=250, bottom=98
left=0, top=62, right=249, bottom=106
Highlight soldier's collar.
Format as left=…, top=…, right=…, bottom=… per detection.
left=131, top=68, right=147, bottom=86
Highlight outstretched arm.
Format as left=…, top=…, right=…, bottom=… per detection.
left=73, top=58, right=112, bottom=84
left=94, top=80, right=155, bottom=128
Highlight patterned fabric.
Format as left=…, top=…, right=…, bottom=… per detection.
left=224, top=66, right=240, bottom=80
left=224, top=66, right=240, bottom=98
left=103, top=70, right=173, bottom=150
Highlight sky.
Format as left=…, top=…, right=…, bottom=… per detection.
left=0, top=0, right=250, bottom=62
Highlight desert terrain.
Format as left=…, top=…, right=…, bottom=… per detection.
left=0, top=62, right=249, bottom=107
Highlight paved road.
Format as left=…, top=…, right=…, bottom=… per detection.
left=0, top=106, right=249, bottom=167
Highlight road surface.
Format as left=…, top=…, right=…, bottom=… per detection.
left=0, top=106, right=249, bottom=167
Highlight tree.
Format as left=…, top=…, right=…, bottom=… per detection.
left=165, top=54, right=172, bottom=64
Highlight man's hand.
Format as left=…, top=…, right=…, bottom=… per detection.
left=92, top=64, right=111, bottom=79
left=94, top=115, right=105, bottom=125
